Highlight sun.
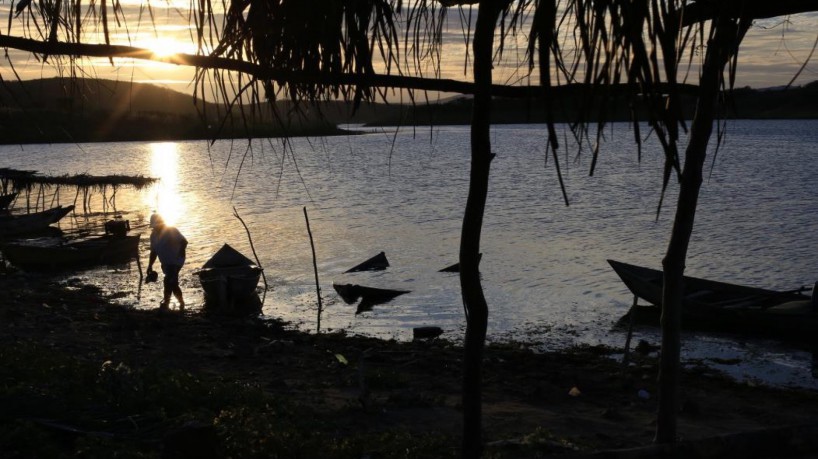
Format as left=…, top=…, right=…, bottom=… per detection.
left=138, top=36, right=193, bottom=58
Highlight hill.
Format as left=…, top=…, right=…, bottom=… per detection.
left=729, top=81, right=818, bottom=118
left=0, top=78, right=368, bottom=144
left=2, top=78, right=817, bottom=143
left=364, top=81, right=818, bottom=126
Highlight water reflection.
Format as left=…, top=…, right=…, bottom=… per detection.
left=146, top=143, right=184, bottom=226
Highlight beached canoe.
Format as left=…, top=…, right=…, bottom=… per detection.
left=609, top=259, right=817, bottom=342
left=198, top=243, right=263, bottom=315
left=1, top=233, right=140, bottom=271
left=0, top=205, right=74, bottom=237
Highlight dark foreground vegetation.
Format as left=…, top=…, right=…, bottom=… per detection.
left=3, top=272, right=818, bottom=458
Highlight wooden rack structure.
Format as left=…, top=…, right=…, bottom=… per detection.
left=0, top=167, right=158, bottom=214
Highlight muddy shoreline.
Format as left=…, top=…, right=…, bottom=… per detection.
left=3, top=272, right=818, bottom=457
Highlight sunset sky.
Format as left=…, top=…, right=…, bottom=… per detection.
left=1, top=2, right=817, bottom=99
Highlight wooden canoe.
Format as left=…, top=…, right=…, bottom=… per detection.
left=1, top=233, right=140, bottom=271
left=0, top=205, right=74, bottom=237
left=198, top=243, right=263, bottom=315
left=609, top=259, right=817, bottom=343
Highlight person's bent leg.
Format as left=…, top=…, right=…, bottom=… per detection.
left=163, top=264, right=184, bottom=310
left=173, top=283, right=185, bottom=310
left=161, top=264, right=180, bottom=309
left=161, top=278, right=172, bottom=309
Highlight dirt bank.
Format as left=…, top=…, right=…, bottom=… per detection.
left=2, top=272, right=818, bottom=458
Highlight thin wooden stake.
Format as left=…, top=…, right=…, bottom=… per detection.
left=136, top=246, right=144, bottom=280
left=303, top=206, right=323, bottom=334
left=622, top=294, right=638, bottom=367
left=232, top=206, right=268, bottom=291
left=37, top=184, right=44, bottom=210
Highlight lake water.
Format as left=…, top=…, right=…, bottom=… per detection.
left=1, top=120, right=817, bottom=388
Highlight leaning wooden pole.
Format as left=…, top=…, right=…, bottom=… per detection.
left=655, top=15, right=744, bottom=443
left=303, top=206, right=323, bottom=334
left=461, top=2, right=503, bottom=458
left=233, top=207, right=268, bottom=291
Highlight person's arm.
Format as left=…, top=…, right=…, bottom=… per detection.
left=148, top=249, right=157, bottom=272
left=178, top=231, right=188, bottom=258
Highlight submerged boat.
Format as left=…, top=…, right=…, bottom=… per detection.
left=439, top=253, right=482, bottom=273
left=344, top=251, right=389, bottom=273
left=0, top=205, right=74, bottom=237
left=333, top=283, right=410, bottom=314
left=609, top=259, right=817, bottom=343
left=197, top=244, right=263, bottom=315
left=1, top=233, right=140, bottom=271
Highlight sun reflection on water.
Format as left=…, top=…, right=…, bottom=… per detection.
left=146, top=142, right=184, bottom=226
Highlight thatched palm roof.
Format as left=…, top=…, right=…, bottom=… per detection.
left=0, top=168, right=157, bottom=192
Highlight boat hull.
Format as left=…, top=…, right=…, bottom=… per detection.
left=1, top=234, right=140, bottom=271
left=344, top=252, right=389, bottom=273
left=332, top=283, right=411, bottom=314
left=0, top=205, right=74, bottom=237
left=609, top=259, right=816, bottom=343
left=198, top=243, right=263, bottom=316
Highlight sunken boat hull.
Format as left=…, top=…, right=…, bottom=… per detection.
left=344, top=252, right=389, bottom=273
left=333, top=283, right=410, bottom=314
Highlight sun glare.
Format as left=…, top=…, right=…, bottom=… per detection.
left=147, top=143, right=185, bottom=227
left=139, top=37, right=193, bottom=58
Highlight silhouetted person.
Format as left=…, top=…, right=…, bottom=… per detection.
left=147, top=213, right=188, bottom=311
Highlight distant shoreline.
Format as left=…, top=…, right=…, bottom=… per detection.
left=363, top=116, right=818, bottom=128
left=0, top=124, right=363, bottom=146
left=3, top=77, right=818, bottom=143
left=4, top=117, right=817, bottom=145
